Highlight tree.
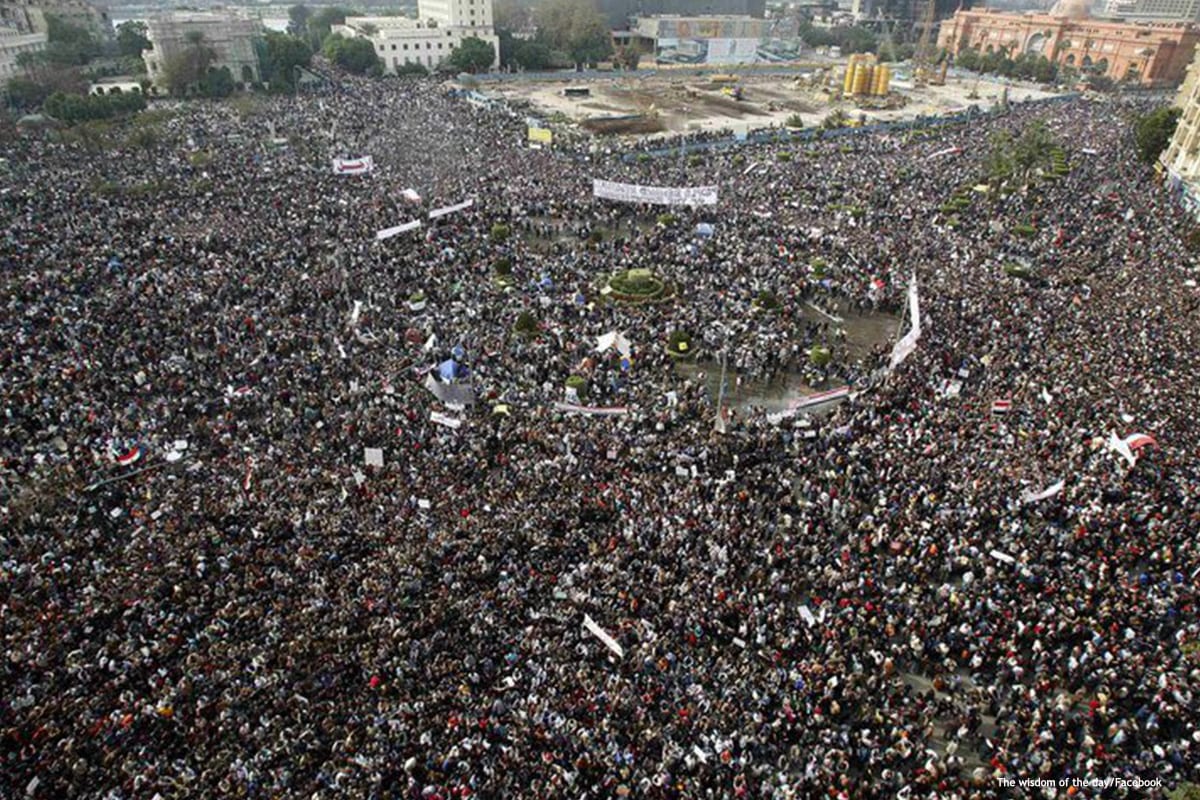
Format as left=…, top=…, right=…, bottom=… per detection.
left=447, top=36, right=495, bottom=73
left=115, top=20, right=151, bottom=59
left=202, top=66, right=236, bottom=98
left=308, top=7, right=350, bottom=51
left=42, top=14, right=100, bottom=66
left=162, top=31, right=215, bottom=95
left=260, top=31, right=312, bottom=90
left=1134, top=106, right=1181, bottom=164
left=5, top=77, right=52, bottom=110
left=287, top=4, right=311, bottom=37
left=322, top=34, right=380, bottom=75
left=534, top=0, right=612, bottom=67
left=512, top=39, right=554, bottom=70
left=395, top=61, right=429, bottom=76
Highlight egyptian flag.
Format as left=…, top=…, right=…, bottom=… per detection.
left=991, top=399, right=1012, bottom=415
left=114, top=445, right=144, bottom=466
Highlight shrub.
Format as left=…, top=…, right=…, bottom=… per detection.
left=732, top=153, right=746, bottom=165
left=409, top=290, right=426, bottom=303
left=565, top=374, right=587, bottom=397
left=667, top=329, right=693, bottom=356
left=786, top=112, right=805, bottom=128
left=755, top=290, right=781, bottom=310
left=514, top=310, right=538, bottom=335
left=810, top=259, right=827, bottom=279
left=607, top=268, right=673, bottom=304
left=1013, top=223, right=1037, bottom=238
left=636, top=153, right=651, bottom=163
left=656, top=213, right=677, bottom=226
left=589, top=230, right=604, bottom=244
left=688, top=154, right=703, bottom=166
left=494, top=257, right=512, bottom=276
left=809, top=344, right=831, bottom=367
left=489, top=223, right=510, bottom=243
left=777, top=151, right=793, bottom=162
left=1004, top=263, right=1033, bottom=280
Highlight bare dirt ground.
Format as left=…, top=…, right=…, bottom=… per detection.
left=488, top=70, right=1062, bottom=140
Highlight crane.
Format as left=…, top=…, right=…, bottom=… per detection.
left=913, top=0, right=939, bottom=86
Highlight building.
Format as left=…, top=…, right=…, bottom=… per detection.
left=937, top=0, right=1200, bottom=85
left=632, top=15, right=769, bottom=64
left=1104, top=0, right=1200, bottom=24
left=0, top=24, right=46, bottom=85
left=1162, top=48, right=1200, bottom=214
left=334, top=0, right=499, bottom=74
left=0, top=0, right=111, bottom=39
left=142, top=11, right=264, bottom=88
left=601, top=0, right=766, bottom=30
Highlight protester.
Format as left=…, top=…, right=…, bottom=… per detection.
left=1, top=75, right=1197, bottom=800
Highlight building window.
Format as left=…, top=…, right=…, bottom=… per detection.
left=403, top=43, right=408, bottom=49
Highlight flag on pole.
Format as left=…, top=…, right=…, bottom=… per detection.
left=1021, top=479, right=1064, bottom=504
left=114, top=445, right=144, bottom=466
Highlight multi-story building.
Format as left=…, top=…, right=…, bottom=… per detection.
left=601, top=0, right=766, bottom=30
left=142, top=11, right=264, bottom=88
left=0, top=24, right=46, bottom=84
left=937, top=2, right=1200, bottom=85
left=335, top=0, right=498, bottom=74
left=0, top=0, right=111, bottom=39
left=1104, top=0, right=1200, bottom=24
left=631, top=14, right=768, bottom=64
left=1162, top=48, right=1200, bottom=214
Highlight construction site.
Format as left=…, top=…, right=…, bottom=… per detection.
left=487, top=0, right=1062, bottom=141
left=487, top=56, right=1064, bottom=139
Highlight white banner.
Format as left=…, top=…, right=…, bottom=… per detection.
left=375, top=220, right=422, bottom=241
left=428, top=198, right=475, bottom=219
left=583, top=614, right=624, bottom=658
left=332, top=156, right=374, bottom=175
left=430, top=411, right=462, bottom=429
left=889, top=275, right=922, bottom=370
left=593, top=178, right=718, bottom=207
left=552, top=402, right=629, bottom=416
left=1021, top=479, right=1064, bottom=504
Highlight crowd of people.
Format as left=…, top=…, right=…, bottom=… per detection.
left=2, top=73, right=1199, bottom=799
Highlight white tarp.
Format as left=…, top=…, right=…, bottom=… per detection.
left=428, top=199, right=474, bottom=219
left=583, top=614, right=624, bottom=658
left=593, top=178, right=718, bottom=207
left=595, top=331, right=632, bottom=357
left=364, top=447, right=384, bottom=467
left=375, top=220, right=422, bottom=241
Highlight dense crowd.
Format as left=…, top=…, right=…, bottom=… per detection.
left=2, top=75, right=1199, bottom=800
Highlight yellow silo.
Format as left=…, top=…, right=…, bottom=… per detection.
left=843, top=61, right=856, bottom=94
left=854, top=63, right=871, bottom=96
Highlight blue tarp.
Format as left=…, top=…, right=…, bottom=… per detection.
left=438, top=359, right=467, bottom=381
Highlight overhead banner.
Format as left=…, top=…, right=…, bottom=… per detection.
left=593, top=178, right=718, bottom=207
left=429, top=199, right=474, bottom=220
left=332, top=156, right=374, bottom=175
left=375, top=220, right=422, bottom=241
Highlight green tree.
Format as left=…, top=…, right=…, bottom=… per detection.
left=447, top=36, right=495, bottom=72
left=534, top=0, right=612, bottom=67
left=115, top=20, right=151, bottom=59
left=202, top=66, right=236, bottom=98
left=1134, top=106, right=1181, bottom=164
left=162, top=31, right=215, bottom=95
left=260, top=31, right=312, bottom=89
left=42, top=14, right=100, bottom=66
left=322, top=34, right=380, bottom=75
left=512, top=39, right=554, bottom=70
left=308, top=7, right=350, bottom=51
left=287, top=3, right=311, bottom=37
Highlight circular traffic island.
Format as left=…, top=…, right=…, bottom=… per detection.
left=606, top=268, right=675, bottom=305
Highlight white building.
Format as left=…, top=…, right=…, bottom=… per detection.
left=1163, top=48, right=1200, bottom=215
left=335, top=0, right=498, bottom=74
left=142, top=11, right=263, bottom=89
left=1104, top=0, right=1200, bottom=22
left=0, top=25, right=46, bottom=84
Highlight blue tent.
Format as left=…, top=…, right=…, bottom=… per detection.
left=695, top=223, right=715, bottom=238
left=438, top=359, right=467, bottom=381
left=451, top=344, right=466, bottom=361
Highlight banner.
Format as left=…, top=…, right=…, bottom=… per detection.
left=400, top=188, right=421, bottom=204
left=888, top=275, right=922, bottom=370
left=430, top=411, right=462, bottom=429
left=429, top=199, right=474, bottom=220
left=332, top=156, right=374, bottom=175
left=1021, top=479, right=1064, bottom=504
left=528, top=126, right=553, bottom=145
left=583, top=615, right=624, bottom=658
left=767, top=385, right=851, bottom=423
left=375, top=220, right=422, bottom=241
left=552, top=402, right=629, bottom=416
left=927, top=146, right=962, bottom=160
left=593, top=178, right=718, bottom=207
